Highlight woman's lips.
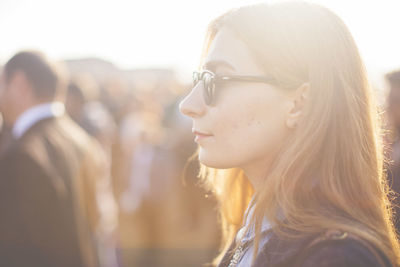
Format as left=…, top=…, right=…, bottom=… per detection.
left=193, top=130, right=213, bottom=143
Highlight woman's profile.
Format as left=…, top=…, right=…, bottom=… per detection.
left=179, top=2, right=400, bottom=267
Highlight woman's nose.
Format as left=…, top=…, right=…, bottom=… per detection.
left=179, top=83, right=206, bottom=118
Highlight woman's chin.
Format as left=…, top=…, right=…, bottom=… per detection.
left=199, top=152, right=236, bottom=169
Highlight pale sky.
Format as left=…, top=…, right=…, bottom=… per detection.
left=0, top=0, right=399, bottom=86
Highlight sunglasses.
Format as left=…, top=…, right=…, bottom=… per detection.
left=193, top=70, right=276, bottom=105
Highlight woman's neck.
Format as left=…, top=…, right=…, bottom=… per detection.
left=241, top=158, right=271, bottom=189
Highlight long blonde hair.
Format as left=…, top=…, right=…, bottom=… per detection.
left=198, top=2, right=400, bottom=265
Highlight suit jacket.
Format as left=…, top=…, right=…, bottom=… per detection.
left=0, top=115, right=101, bottom=267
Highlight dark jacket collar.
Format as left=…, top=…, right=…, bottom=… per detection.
left=217, top=230, right=318, bottom=267
left=253, top=231, right=317, bottom=267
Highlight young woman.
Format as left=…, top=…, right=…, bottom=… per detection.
left=179, top=2, right=400, bottom=267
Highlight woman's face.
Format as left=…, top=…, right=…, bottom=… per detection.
left=179, top=27, right=292, bottom=175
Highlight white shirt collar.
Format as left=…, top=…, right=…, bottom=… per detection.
left=12, top=102, right=65, bottom=139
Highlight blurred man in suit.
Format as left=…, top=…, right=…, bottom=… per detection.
left=0, top=51, right=100, bottom=267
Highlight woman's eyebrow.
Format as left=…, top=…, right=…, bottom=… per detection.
left=202, top=60, right=236, bottom=72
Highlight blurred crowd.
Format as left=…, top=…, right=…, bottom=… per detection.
left=0, top=52, right=219, bottom=267
left=1, top=50, right=400, bottom=267
left=63, top=58, right=222, bottom=266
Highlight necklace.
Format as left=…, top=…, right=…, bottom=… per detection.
left=227, top=239, right=253, bottom=267
left=228, top=244, right=244, bottom=267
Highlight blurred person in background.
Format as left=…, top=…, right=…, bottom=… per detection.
left=66, top=76, right=117, bottom=153
left=65, top=81, right=86, bottom=125
left=0, top=51, right=102, bottom=267
left=0, top=113, right=12, bottom=155
left=118, top=89, right=184, bottom=266
left=385, top=70, right=400, bottom=235
left=0, top=58, right=13, bottom=155
left=116, top=77, right=219, bottom=266
left=180, top=2, right=399, bottom=266
left=65, top=77, right=119, bottom=267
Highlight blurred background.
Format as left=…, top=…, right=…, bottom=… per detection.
left=0, top=0, right=400, bottom=266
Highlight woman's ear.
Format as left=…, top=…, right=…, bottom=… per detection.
left=286, top=82, right=310, bottom=129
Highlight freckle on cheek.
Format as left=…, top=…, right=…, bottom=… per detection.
left=246, top=117, right=260, bottom=127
